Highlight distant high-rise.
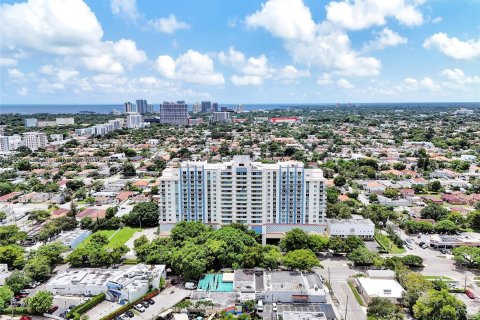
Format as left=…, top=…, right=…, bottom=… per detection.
left=126, top=113, right=144, bottom=129
left=211, top=112, right=231, bottom=123
left=212, top=102, right=219, bottom=112
left=201, top=101, right=212, bottom=113
left=192, top=102, right=202, bottom=114
left=124, top=102, right=134, bottom=113
left=159, top=101, right=188, bottom=125
left=236, top=104, right=245, bottom=113
left=136, top=99, right=148, bottom=114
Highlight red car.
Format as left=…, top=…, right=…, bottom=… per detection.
left=47, top=305, right=59, bottom=314
left=466, top=289, right=475, bottom=299
left=20, top=316, right=32, bottom=320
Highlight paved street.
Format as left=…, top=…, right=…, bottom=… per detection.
left=136, top=285, right=190, bottom=320
left=314, top=258, right=367, bottom=320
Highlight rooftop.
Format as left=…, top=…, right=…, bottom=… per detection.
left=357, top=278, right=404, bottom=299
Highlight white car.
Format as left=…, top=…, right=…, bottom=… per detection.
left=272, top=303, right=278, bottom=312
left=134, top=304, right=145, bottom=313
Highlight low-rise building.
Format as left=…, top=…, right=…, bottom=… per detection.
left=355, top=277, right=404, bottom=304
left=326, top=219, right=375, bottom=239
left=46, top=264, right=166, bottom=303
left=57, top=229, right=91, bottom=249
left=0, top=264, right=11, bottom=285
left=264, top=271, right=326, bottom=304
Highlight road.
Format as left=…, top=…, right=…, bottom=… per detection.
left=137, top=285, right=190, bottom=320
left=314, top=258, right=367, bottom=320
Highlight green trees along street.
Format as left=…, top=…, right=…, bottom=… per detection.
left=25, top=290, right=54, bottom=314
left=413, top=289, right=467, bottom=320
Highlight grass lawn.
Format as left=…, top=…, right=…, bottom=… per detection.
left=374, top=231, right=406, bottom=254
left=79, top=227, right=140, bottom=248
left=422, top=275, right=454, bottom=282
left=348, top=281, right=365, bottom=307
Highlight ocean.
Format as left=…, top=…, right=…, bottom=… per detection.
left=0, top=102, right=478, bottom=115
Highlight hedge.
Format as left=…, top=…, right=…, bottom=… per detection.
left=2, top=307, right=29, bottom=315
left=67, top=293, right=106, bottom=320
left=99, top=289, right=160, bottom=320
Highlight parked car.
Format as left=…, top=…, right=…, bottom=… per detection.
left=59, top=311, right=68, bottom=318
left=20, top=316, right=32, bottom=320
left=125, top=310, right=134, bottom=318
left=257, top=300, right=264, bottom=312
left=141, top=300, right=150, bottom=308
left=272, top=303, right=277, bottom=312
left=19, top=289, right=31, bottom=295
left=185, top=282, right=197, bottom=290
left=47, top=305, right=59, bottom=314
left=146, top=298, right=155, bottom=305
left=466, top=289, right=475, bottom=299
left=134, top=304, right=145, bottom=312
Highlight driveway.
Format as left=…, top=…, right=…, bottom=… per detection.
left=136, top=285, right=190, bottom=320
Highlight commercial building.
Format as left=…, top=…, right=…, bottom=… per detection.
left=57, top=229, right=92, bottom=249
left=426, top=234, right=480, bottom=249
left=211, top=112, right=231, bottom=123
left=326, top=218, right=375, bottom=239
left=212, top=102, right=219, bottom=112
left=269, top=117, right=299, bottom=124
left=236, top=104, right=245, bottom=113
left=264, top=271, right=326, bottom=303
left=158, top=155, right=326, bottom=241
left=37, top=120, right=56, bottom=127
left=355, top=276, right=404, bottom=304
left=136, top=99, right=151, bottom=114
left=124, top=102, right=134, bottom=113
left=126, top=112, right=144, bottom=129
left=192, top=102, right=202, bottom=114
left=56, top=118, right=75, bottom=126
left=24, top=118, right=38, bottom=127
left=22, top=132, right=48, bottom=151
left=201, top=101, right=212, bottom=113
left=159, top=101, right=189, bottom=125
left=46, top=264, right=166, bottom=303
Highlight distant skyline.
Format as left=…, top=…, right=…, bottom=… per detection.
left=1, top=0, right=479, bottom=104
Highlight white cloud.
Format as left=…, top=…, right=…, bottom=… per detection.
left=325, top=0, right=424, bottom=30
left=245, top=0, right=381, bottom=77
left=0, top=58, right=17, bottom=66
left=17, top=87, right=28, bottom=95
left=337, top=78, right=354, bottom=89
left=362, top=28, right=407, bottom=51
left=440, top=68, right=480, bottom=85
left=0, top=0, right=146, bottom=74
left=423, top=33, right=480, bottom=60
left=431, top=16, right=442, bottom=24
left=245, top=0, right=315, bottom=42
left=231, top=75, right=264, bottom=86
left=219, top=47, right=273, bottom=86
left=8, top=68, right=25, bottom=78
left=149, top=14, right=190, bottom=34
left=276, top=65, right=310, bottom=83
left=317, top=73, right=333, bottom=85
left=110, top=0, right=139, bottom=21
left=402, top=76, right=439, bottom=91
left=155, top=50, right=224, bottom=85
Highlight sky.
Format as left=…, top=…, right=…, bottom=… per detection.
left=0, top=0, right=479, bottom=104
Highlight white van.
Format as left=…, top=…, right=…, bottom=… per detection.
left=257, top=300, right=264, bottom=312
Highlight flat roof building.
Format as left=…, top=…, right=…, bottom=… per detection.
left=355, top=277, right=404, bottom=304
left=326, top=219, right=375, bottom=239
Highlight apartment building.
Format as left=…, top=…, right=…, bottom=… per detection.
left=158, top=155, right=326, bottom=241
left=159, top=101, right=188, bottom=125
left=22, top=132, right=48, bottom=151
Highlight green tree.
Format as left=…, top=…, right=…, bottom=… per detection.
left=428, top=180, right=442, bottom=192
left=367, top=297, right=404, bottom=320
left=420, top=204, right=449, bottom=221
left=383, top=188, right=400, bottom=199
left=280, top=228, right=310, bottom=252
left=32, top=242, right=68, bottom=266
left=5, top=270, right=31, bottom=293
left=0, top=245, right=25, bottom=269
left=123, top=202, right=159, bottom=227
left=333, top=175, right=347, bottom=187
left=80, top=216, right=95, bottom=230
left=435, top=219, right=458, bottom=234
left=467, top=210, right=480, bottom=230
left=0, top=286, right=14, bottom=312
left=66, top=180, right=84, bottom=191
left=25, top=290, right=54, bottom=314
left=363, top=204, right=397, bottom=227
left=413, top=289, right=467, bottom=320
left=308, top=235, right=329, bottom=252
left=452, top=246, right=480, bottom=268
left=0, top=211, right=6, bottom=221
left=282, top=249, right=320, bottom=271
left=15, top=159, right=32, bottom=171
left=0, top=225, right=27, bottom=245
left=122, top=163, right=136, bottom=177
left=347, top=246, right=379, bottom=266
left=401, top=255, right=423, bottom=267
left=105, top=206, right=118, bottom=220
left=24, top=255, right=51, bottom=280
left=0, top=182, right=14, bottom=196
left=28, top=210, right=51, bottom=223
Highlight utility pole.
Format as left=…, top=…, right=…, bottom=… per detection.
left=328, top=267, right=331, bottom=286
left=344, top=294, right=348, bottom=320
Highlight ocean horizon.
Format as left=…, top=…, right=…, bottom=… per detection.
left=0, top=102, right=478, bottom=115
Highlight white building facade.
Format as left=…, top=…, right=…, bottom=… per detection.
left=159, top=156, right=326, bottom=239
left=327, top=219, right=375, bottom=239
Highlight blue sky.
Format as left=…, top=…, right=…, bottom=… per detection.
left=0, top=0, right=479, bottom=104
